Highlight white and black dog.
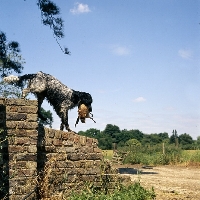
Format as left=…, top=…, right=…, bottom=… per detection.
left=3, top=71, right=93, bottom=131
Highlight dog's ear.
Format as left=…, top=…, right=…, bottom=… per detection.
left=71, top=92, right=80, bottom=105
left=81, top=92, right=93, bottom=105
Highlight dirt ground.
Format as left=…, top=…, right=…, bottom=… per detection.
left=117, top=165, right=200, bottom=200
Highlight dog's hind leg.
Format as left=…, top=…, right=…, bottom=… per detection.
left=59, top=110, right=71, bottom=132
left=22, top=88, right=30, bottom=98
left=37, top=93, right=47, bottom=121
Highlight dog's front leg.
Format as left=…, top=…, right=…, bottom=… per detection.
left=64, top=112, right=72, bottom=132
left=59, top=110, right=71, bottom=132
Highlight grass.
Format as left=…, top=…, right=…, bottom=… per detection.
left=180, top=150, right=200, bottom=166
left=102, top=150, right=114, bottom=160
left=122, top=146, right=200, bottom=166
left=69, top=182, right=156, bottom=200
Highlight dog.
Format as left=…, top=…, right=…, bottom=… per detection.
left=3, top=71, right=93, bottom=131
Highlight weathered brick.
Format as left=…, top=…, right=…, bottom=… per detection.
left=85, top=167, right=101, bottom=175
left=15, top=153, right=37, bottom=161
left=47, top=129, right=55, bottom=138
left=65, top=147, right=76, bottom=153
left=8, top=145, right=25, bottom=152
left=26, top=161, right=37, bottom=169
left=44, top=138, right=53, bottom=145
left=7, top=129, right=21, bottom=136
left=79, top=135, right=86, bottom=146
left=54, top=130, right=62, bottom=139
left=24, top=100, right=37, bottom=106
left=27, top=145, right=37, bottom=153
left=6, top=106, right=18, bottom=112
left=62, top=131, right=70, bottom=139
left=45, top=145, right=56, bottom=153
left=14, top=137, right=30, bottom=145
left=81, top=146, right=94, bottom=153
left=67, top=153, right=86, bottom=161
left=27, top=130, right=38, bottom=137
left=56, top=161, right=74, bottom=168
left=79, top=174, right=101, bottom=182
left=17, top=169, right=37, bottom=177
left=13, top=161, right=27, bottom=168
left=0, top=98, right=5, bottom=105
left=53, top=139, right=62, bottom=146
left=6, top=113, right=27, bottom=121
left=29, top=138, right=37, bottom=145
left=94, top=147, right=102, bottom=153
left=56, top=153, right=66, bottom=161
left=27, top=114, right=38, bottom=122
left=6, top=99, right=26, bottom=106
left=86, top=153, right=103, bottom=160
left=18, top=106, right=37, bottom=114
left=63, top=140, right=74, bottom=147
left=6, top=121, right=38, bottom=129
left=86, top=137, right=94, bottom=145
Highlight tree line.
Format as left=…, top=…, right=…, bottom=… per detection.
left=78, top=124, right=200, bottom=150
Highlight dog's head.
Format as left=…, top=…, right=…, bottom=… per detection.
left=78, top=92, right=93, bottom=123
left=72, top=91, right=94, bottom=124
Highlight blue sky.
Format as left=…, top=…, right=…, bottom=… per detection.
left=1, top=0, right=200, bottom=139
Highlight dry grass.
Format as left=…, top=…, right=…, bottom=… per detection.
left=102, top=150, right=114, bottom=160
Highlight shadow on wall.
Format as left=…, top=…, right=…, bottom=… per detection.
left=0, top=103, right=9, bottom=199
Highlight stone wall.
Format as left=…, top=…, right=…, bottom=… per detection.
left=0, top=98, right=129, bottom=200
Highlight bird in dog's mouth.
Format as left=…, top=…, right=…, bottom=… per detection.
left=75, top=104, right=96, bottom=127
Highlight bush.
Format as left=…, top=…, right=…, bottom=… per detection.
left=69, top=182, right=156, bottom=200
left=122, top=144, right=187, bottom=166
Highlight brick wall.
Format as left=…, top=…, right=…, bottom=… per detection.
left=0, top=98, right=38, bottom=200
left=0, top=98, right=129, bottom=200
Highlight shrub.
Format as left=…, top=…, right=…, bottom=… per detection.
left=69, top=182, right=156, bottom=200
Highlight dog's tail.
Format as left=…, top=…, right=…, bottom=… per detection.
left=3, top=75, right=19, bottom=83
left=3, top=74, right=36, bottom=87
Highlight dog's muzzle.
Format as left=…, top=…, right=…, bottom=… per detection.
left=80, top=117, right=86, bottom=123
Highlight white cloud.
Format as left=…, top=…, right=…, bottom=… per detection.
left=111, top=45, right=131, bottom=56
left=70, top=3, right=91, bottom=14
left=133, top=97, right=146, bottom=103
left=178, top=49, right=193, bottom=60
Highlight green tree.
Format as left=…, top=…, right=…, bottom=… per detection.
left=103, top=124, right=121, bottom=136
left=38, top=107, right=53, bottom=128
left=97, top=133, right=112, bottom=150
left=170, top=129, right=179, bottom=146
left=37, top=0, right=70, bottom=54
left=0, top=31, right=25, bottom=97
left=115, top=129, right=143, bottom=147
left=0, top=80, right=22, bottom=98
left=78, top=128, right=101, bottom=139
left=179, top=133, right=194, bottom=149
left=38, top=0, right=64, bottom=39
left=197, top=136, right=200, bottom=146
left=126, top=138, right=141, bottom=150
left=158, top=132, right=169, bottom=141
left=0, top=31, right=24, bottom=78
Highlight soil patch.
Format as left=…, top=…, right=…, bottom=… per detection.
left=117, top=164, right=200, bottom=200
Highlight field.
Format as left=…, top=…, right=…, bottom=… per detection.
left=102, top=150, right=114, bottom=160
left=123, top=165, right=200, bottom=200
left=103, top=150, right=200, bottom=199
